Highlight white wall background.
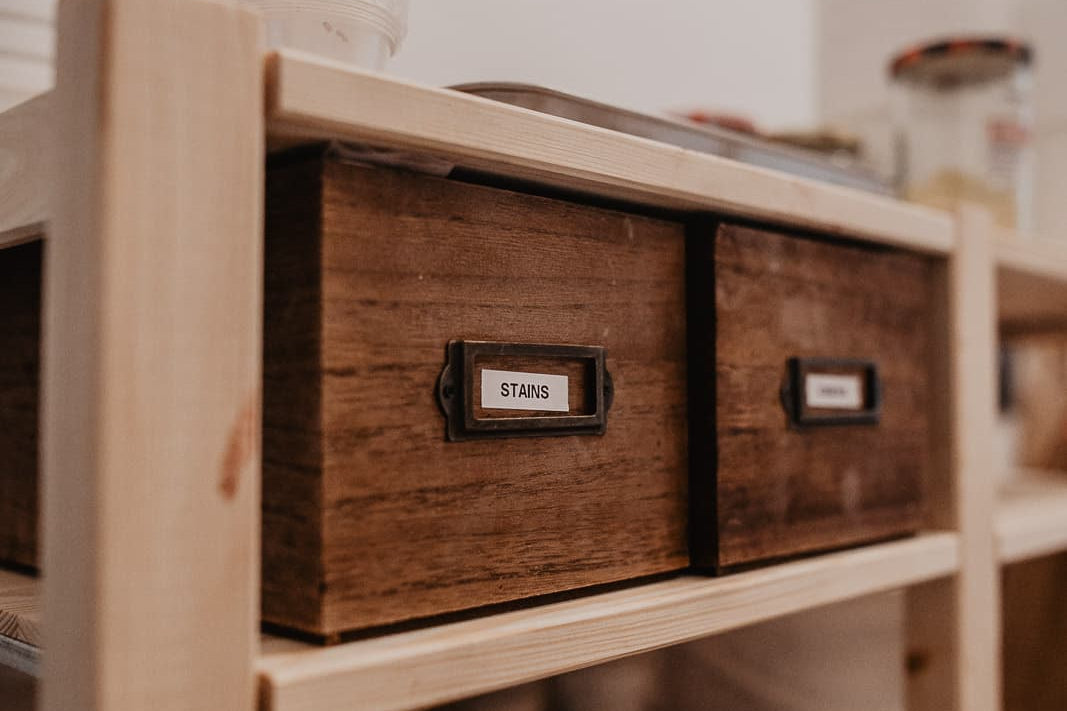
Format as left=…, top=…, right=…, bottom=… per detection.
left=390, top=0, right=817, bottom=130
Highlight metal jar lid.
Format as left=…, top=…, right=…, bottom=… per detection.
left=889, top=36, right=1033, bottom=89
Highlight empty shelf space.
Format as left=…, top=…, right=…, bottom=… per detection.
left=257, top=532, right=958, bottom=711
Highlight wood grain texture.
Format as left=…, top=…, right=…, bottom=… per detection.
left=1002, top=552, right=1067, bottom=711
left=263, top=153, right=689, bottom=637
left=0, top=569, right=39, bottom=648
left=257, top=533, right=959, bottom=711
left=265, top=51, right=955, bottom=255
left=698, top=224, right=933, bottom=568
left=905, top=258, right=958, bottom=711
left=43, top=2, right=263, bottom=710
left=0, top=92, right=48, bottom=247
left=440, top=591, right=906, bottom=711
left=0, top=240, right=40, bottom=568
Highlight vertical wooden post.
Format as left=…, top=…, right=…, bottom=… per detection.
left=908, top=205, right=1000, bottom=711
left=42, top=1, right=263, bottom=709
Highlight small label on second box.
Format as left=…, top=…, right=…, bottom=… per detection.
left=481, top=369, right=569, bottom=412
left=804, top=373, right=863, bottom=410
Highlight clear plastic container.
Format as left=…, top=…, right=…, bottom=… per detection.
left=890, top=37, right=1034, bottom=230
left=243, top=0, right=407, bottom=70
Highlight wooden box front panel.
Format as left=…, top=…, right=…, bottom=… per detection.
left=695, top=224, right=931, bottom=569
left=0, top=240, right=41, bottom=570
left=263, top=156, right=689, bottom=637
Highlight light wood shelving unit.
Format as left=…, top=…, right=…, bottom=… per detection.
left=0, top=2, right=1064, bottom=710
left=996, top=472, right=1067, bottom=565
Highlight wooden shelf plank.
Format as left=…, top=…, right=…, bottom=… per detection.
left=266, top=51, right=953, bottom=255
left=996, top=230, right=1067, bottom=332
left=996, top=231, right=1067, bottom=284
left=996, top=471, right=1067, bottom=564
left=258, top=532, right=959, bottom=711
left=0, top=569, right=40, bottom=677
left=0, top=92, right=48, bottom=247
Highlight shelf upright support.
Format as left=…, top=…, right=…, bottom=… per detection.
left=908, top=205, right=1000, bottom=711
left=42, top=1, right=264, bottom=709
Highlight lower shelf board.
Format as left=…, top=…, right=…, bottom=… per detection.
left=257, top=532, right=959, bottom=711
left=0, top=533, right=960, bottom=701
left=996, top=469, right=1067, bottom=564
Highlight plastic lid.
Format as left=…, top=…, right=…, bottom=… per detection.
left=889, top=37, right=1032, bottom=88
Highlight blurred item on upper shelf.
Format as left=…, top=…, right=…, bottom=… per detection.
left=767, top=127, right=862, bottom=160
left=454, top=83, right=891, bottom=196
left=1009, top=336, right=1067, bottom=473
left=241, top=0, right=407, bottom=70
left=889, top=36, right=1034, bottom=231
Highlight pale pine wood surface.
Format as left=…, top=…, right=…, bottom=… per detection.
left=258, top=533, right=957, bottom=711
left=952, top=207, right=1002, bottom=711
left=265, top=51, right=954, bottom=255
left=996, top=229, right=1067, bottom=285
left=996, top=470, right=1067, bottom=564
left=43, top=2, right=263, bottom=711
left=905, top=259, right=959, bottom=711
left=0, top=92, right=48, bottom=247
left=447, top=591, right=907, bottom=711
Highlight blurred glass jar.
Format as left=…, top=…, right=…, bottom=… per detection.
left=242, top=0, right=407, bottom=70
left=890, top=37, right=1034, bottom=230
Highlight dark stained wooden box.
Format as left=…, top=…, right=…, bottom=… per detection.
left=688, top=224, right=933, bottom=570
left=0, top=240, right=41, bottom=571
left=263, top=152, right=690, bottom=639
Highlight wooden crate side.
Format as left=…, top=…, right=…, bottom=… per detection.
left=712, top=225, right=931, bottom=567
left=313, top=161, right=690, bottom=635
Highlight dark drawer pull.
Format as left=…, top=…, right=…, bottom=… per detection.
left=437, top=340, right=614, bottom=441
left=781, top=357, right=882, bottom=427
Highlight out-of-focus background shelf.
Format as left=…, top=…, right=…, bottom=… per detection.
left=996, top=471, right=1067, bottom=565
left=997, top=231, right=1067, bottom=334
left=257, top=532, right=958, bottom=711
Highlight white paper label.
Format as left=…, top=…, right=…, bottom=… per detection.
left=804, top=373, right=863, bottom=410
left=480, top=369, right=570, bottom=412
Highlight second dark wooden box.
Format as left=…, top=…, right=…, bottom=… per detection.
left=689, top=224, right=933, bottom=570
left=263, top=151, right=690, bottom=639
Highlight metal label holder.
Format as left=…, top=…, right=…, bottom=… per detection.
left=781, top=356, right=882, bottom=427
left=437, top=340, right=614, bottom=441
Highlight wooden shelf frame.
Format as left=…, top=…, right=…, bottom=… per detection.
left=996, top=472, right=1067, bottom=565
left=258, top=534, right=958, bottom=711
left=266, top=50, right=954, bottom=255
left=1, top=3, right=1066, bottom=711
left=996, top=228, right=1067, bottom=332
left=0, top=533, right=960, bottom=708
